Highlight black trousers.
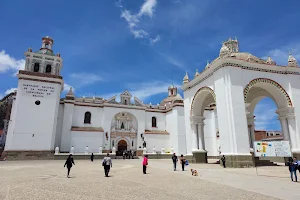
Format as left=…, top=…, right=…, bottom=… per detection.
left=222, top=161, right=226, bottom=168
left=104, top=165, right=110, bottom=177
left=67, top=167, right=71, bottom=176
left=181, top=162, right=185, bottom=171
left=143, top=165, right=147, bottom=174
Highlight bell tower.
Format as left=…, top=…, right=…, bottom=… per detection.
left=4, top=36, right=64, bottom=155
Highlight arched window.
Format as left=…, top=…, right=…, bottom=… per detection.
left=33, top=63, right=40, bottom=72
left=45, top=65, right=52, bottom=73
left=152, top=117, right=157, bottom=127
left=124, top=99, right=127, bottom=105
left=84, top=112, right=91, bottom=124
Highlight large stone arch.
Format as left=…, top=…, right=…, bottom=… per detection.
left=244, top=78, right=293, bottom=112
left=190, top=86, right=216, bottom=116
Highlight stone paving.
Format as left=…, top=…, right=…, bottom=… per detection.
left=0, top=159, right=299, bottom=200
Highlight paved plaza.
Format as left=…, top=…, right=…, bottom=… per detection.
left=0, top=159, right=299, bottom=200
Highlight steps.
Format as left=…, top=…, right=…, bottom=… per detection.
left=254, top=157, right=277, bottom=166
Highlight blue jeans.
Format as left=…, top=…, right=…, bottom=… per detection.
left=290, top=170, right=297, bottom=182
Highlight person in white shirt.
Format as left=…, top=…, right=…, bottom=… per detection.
left=102, top=153, right=112, bottom=177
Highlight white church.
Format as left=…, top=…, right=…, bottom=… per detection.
left=4, top=36, right=189, bottom=157
left=4, top=36, right=300, bottom=167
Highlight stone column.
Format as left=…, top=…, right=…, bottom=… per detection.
left=287, top=116, right=298, bottom=151
left=191, top=116, right=207, bottom=163
left=198, top=122, right=205, bottom=150
left=279, top=116, right=290, bottom=142
left=191, top=123, right=198, bottom=151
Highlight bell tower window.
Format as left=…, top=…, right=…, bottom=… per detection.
left=124, top=99, right=127, bottom=105
left=46, top=65, right=52, bottom=73
left=33, top=63, right=40, bottom=72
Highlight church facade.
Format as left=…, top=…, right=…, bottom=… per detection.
left=4, top=36, right=300, bottom=167
left=4, top=36, right=187, bottom=156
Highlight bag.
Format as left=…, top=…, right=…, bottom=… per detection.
left=185, top=160, right=189, bottom=166
left=102, top=160, right=106, bottom=166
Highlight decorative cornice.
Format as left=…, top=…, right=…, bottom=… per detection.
left=182, top=58, right=300, bottom=91
left=144, top=130, right=169, bottom=135
left=71, top=126, right=104, bottom=132
left=18, top=70, right=62, bottom=79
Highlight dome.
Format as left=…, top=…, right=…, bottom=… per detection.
left=160, top=93, right=183, bottom=106
left=230, top=52, right=265, bottom=64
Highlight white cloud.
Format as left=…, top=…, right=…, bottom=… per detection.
left=0, top=50, right=25, bottom=75
left=138, top=0, right=157, bottom=18
left=63, top=83, right=74, bottom=92
left=159, top=53, right=186, bottom=71
left=115, top=0, right=123, bottom=8
left=150, top=35, right=161, bottom=45
left=254, top=102, right=280, bottom=131
left=119, top=1, right=160, bottom=44
left=5, top=88, right=17, bottom=95
left=264, top=43, right=300, bottom=66
left=69, top=73, right=103, bottom=87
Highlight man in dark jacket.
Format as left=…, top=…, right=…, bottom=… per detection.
left=221, top=155, right=226, bottom=168
left=172, top=153, right=178, bottom=171
left=64, top=154, right=75, bottom=178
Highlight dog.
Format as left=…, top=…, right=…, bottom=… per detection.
left=191, top=169, right=198, bottom=176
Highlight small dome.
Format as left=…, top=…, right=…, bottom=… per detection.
left=230, top=52, right=265, bottom=64
left=160, top=93, right=183, bottom=106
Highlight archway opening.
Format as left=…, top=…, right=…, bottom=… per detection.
left=117, top=140, right=127, bottom=156
left=191, top=87, right=219, bottom=157
left=244, top=78, right=294, bottom=158
left=253, top=97, right=281, bottom=141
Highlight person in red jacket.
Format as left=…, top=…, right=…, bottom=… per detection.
left=142, top=155, right=148, bottom=174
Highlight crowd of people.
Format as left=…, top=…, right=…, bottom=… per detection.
left=64, top=153, right=300, bottom=182
left=63, top=152, right=190, bottom=178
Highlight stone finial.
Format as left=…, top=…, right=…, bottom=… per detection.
left=183, top=71, right=189, bottom=84
left=194, top=69, right=199, bottom=78
left=266, top=56, right=276, bottom=65
left=66, top=87, right=74, bottom=97
left=56, top=52, right=61, bottom=57
left=205, top=60, right=210, bottom=69
left=28, top=47, right=32, bottom=52
left=288, top=52, right=298, bottom=67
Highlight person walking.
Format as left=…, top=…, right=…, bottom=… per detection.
left=172, top=153, right=178, bottom=171
left=91, top=153, right=94, bottom=162
left=142, top=155, right=148, bottom=174
left=64, top=154, right=75, bottom=178
left=102, top=153, right=112, bottom=177
left=288, top=157, right=298, bottom=182
left=221, top=155, right=226, bottom=168
left=179, top=155, right=186, bottom=171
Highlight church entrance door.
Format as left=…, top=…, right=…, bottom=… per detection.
left=117, top=140, right=127, bottom=156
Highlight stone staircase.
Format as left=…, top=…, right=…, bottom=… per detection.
left=254, top=157, right=277, bottom=166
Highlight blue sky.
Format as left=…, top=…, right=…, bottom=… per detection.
left=1, top=0, right=299, bottom=131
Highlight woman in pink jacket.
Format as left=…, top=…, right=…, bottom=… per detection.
left=142, top=155, right=148, bottom=174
